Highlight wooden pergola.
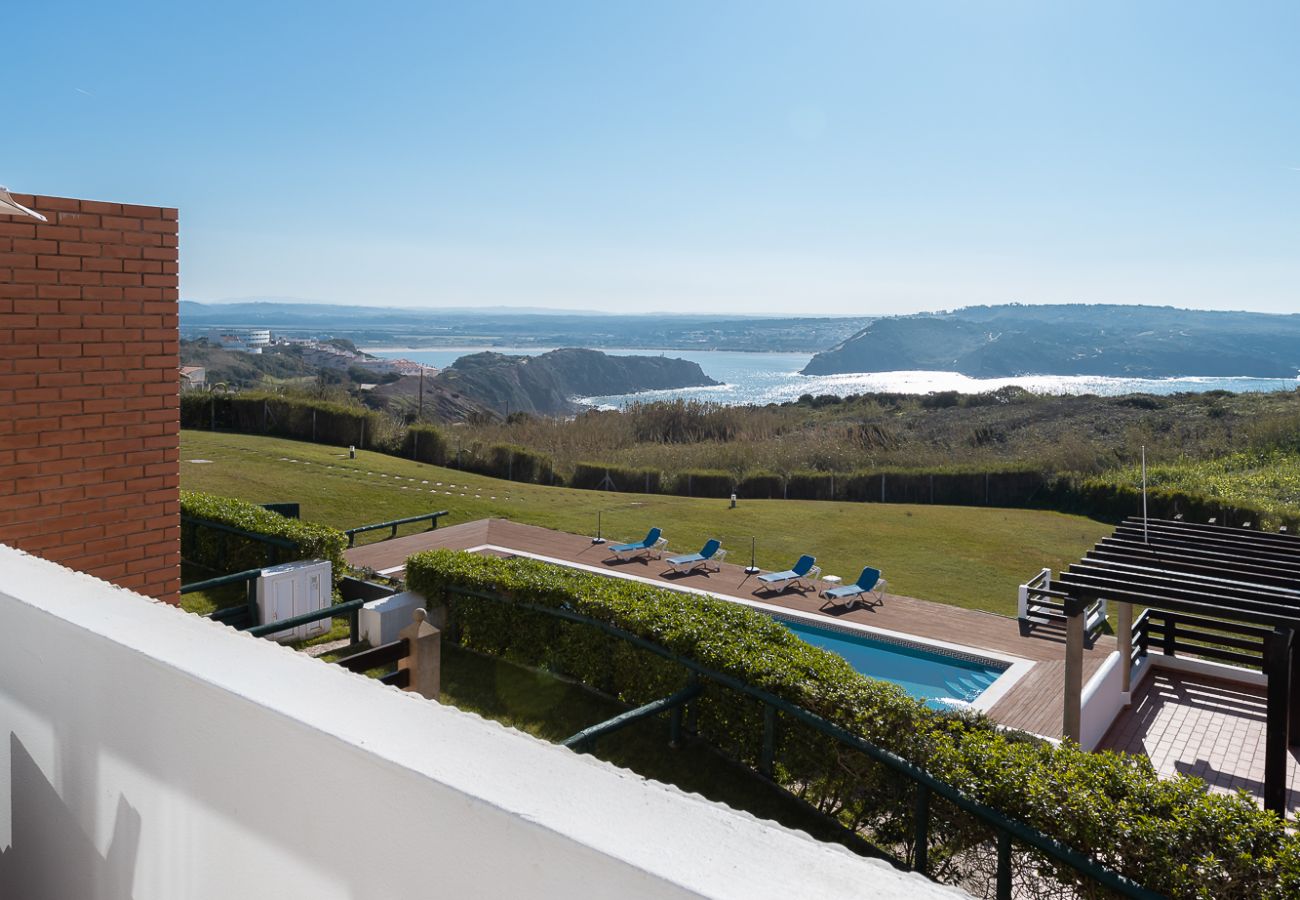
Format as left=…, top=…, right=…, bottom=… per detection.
left=1053, top=517, right=1300, bottom=815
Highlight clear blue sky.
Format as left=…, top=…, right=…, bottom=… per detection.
left=9, top=1, right=1299, bottom=315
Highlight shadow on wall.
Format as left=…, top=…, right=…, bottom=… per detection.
left=0, top=733, right=140, bottom=899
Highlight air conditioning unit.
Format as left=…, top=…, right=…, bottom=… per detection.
left=256, top=560, right=332, bottom=642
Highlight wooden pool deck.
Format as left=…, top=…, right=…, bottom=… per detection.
left=347, top=517, right=1114, bottom=739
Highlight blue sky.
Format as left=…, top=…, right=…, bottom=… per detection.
left=8, top=1, right=1299, bottom=315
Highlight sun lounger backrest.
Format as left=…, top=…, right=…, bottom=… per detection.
left=792, top=555, right=815, bottom=576
left=644, top=527, right=661, bottom=546
left=857, top=566, right=881, bottom=589
left=701, top=539, right=720, bottom=558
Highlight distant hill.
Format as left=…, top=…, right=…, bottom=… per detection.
left=427, top=348, right=720, bottom=416
left=802, top=304, right=1300, bottom=378
left=179, top=301, right=869, bottom=353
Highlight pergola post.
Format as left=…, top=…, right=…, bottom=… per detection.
left=1116, top=601, right=1133, bottom=699
left=1063, top=596, right=1085, bottom=744
left=1263, top=627, right=1293, bottom=816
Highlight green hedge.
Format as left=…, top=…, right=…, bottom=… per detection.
left=401, top=424, right=449, bottom=465
left=405, top=550, right=1300, bottom=899
left=736, top=470, right=783, bottom=499
left=671, top=469, right=733, bottom=498
left=181, top=490, right=349, bottom=588
left=570, top=462, right=662, bottom=493
left=181, top=392, right=386, bottom=450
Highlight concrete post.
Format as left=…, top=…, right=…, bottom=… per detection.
left=399, top=608, right=441, bottom=701
left=1116, top=601, right=1133, bottom=700
left=1063, top=596, right=1084, bottom=744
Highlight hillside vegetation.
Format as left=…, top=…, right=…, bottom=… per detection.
left=804, top=303, right=1300, bottom=377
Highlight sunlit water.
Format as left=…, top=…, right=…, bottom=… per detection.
left=365, top=346, right=1300, bottom=408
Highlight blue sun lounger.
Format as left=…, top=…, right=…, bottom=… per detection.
left=608, top=527, right=667, bottom=561
left=665, top=539, right=726, bottom=575
left=755, top=554, right=820, bottom=595
left=821, top=566, right=887, bottom=611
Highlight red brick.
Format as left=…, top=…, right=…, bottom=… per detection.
left=80, top=200, right=123, bottom=215
left=83, top=258, right=123, bottom=273
left=101, top=215, right=141, bottom=231
left=102, top=272, right=142, bottom=286
left=0, top=252, right=37, bottom=268
left=55, top=212, right=100, bottom=228
left=14, top=238, right=58, bottom=254
left=58, top=271, right=105, bottom=286
left=37, top=255, right=81, bottom=270
left=0, top=221, right=36, bottom=238
left=37, top=285, right=84, bottom=300
left=38, top=197, right=80, bottom=212
left=33, top=224, right=81, bottom=241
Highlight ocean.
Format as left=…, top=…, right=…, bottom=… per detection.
left=364, top=347, right=1300, bottom=409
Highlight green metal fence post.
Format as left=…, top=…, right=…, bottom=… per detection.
left=997, top=830, right=1013, bottom=900
left=914, top=784, right=930, bottom=875
left=760, top=703, right=776, bottom=777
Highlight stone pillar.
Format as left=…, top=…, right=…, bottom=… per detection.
left=1063, top=596, right=1085, bottom=744
left=399, top=608, right=441, bottom=700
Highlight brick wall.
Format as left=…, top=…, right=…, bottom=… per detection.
left=0, top=193, right=180, bottom=603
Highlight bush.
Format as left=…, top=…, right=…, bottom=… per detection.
left=181, top=392, right=388, bottom=450
left=401, top=424, right=449, bottom=465
left=736, top=470, right=783, bottom=499
left=570, top=462, right=662, bottom=493
left=406, top=550, right=1300, bottom=898
left=786, top=470, right=834, bottom=500
left=671, top=469, right=733, bottom=498
left=181, top=490, right=348, bottom=589
left=465, top=443, right=553, bottom=484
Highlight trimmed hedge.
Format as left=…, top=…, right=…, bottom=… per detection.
left=570, top=462, right=662, bottom=493
left=736, top=470, right=783, bottom=499
left=181, top=392, right=386, bottom=450
left=181, top=490, right=348, bottom=589
left=672, top=469, right=733, bottom=498
left=402, top=424, right=449, bottom=465
left=406, top=550, right=1300, bottom=899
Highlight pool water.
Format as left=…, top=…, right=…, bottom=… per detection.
left=783, top=619, right=1005, bottom=708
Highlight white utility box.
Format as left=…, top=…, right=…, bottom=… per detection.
left=256, top=560, right=332, bottom=642
left=358, top=591, right=424, bottom=647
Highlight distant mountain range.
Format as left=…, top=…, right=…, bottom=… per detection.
left=802, top=304, right=1300, bottom=378
left=179, top=301, right=870, bottom=353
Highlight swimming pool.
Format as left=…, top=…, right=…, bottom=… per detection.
left=781, top=618, right=1007, bottom=708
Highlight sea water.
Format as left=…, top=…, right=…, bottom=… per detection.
left=365, top=347, right=1299, bottom=408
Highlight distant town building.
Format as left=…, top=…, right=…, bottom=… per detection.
left=179, top=366, right=206, bottom=389
left=212, top=328, right=271, bottom=354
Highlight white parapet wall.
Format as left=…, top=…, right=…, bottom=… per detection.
left=0, top=545, right=964, bottom=900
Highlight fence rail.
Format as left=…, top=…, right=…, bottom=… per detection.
left=345, top=511, right=448, bottom=548
left=441, top=584, right=1157, bottom=899
left=1135, top=609, right=1267, bottom=670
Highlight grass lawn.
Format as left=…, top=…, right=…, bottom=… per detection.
left=181, top=430, right=1110, bottom=614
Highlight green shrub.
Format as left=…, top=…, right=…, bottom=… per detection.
left=181, top=392, right=388, bottom=450
left=786, top=470, right=834, bottom=500
left=669, top=469, right=733, bottom=498
left=570, top=462, right=662, bottom=493
left=405, top=550, right=1300, bottom=898
left=401, top=424, right=449, bottom=465
left=180, top=490, right=348, bottom=588
left=468, top=443, right=553, bottom=484
left=736, top=470, right=783, bottom=499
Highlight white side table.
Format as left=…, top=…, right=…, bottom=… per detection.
left=822, top=575, right=842, bottom=586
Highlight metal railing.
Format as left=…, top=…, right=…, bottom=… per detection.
left=345, top=510, right=448, bottom=548
left=442, top=584, right=1158, bottom=899
left=1132, top=608, right=1268, bottom=670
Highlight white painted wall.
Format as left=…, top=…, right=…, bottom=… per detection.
left=1078, top=651, right=1149, bottom=751
left=0, top=545, right=963, bottom=900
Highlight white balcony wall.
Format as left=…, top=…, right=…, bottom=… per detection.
left=0, top=545, right=961, bottom=900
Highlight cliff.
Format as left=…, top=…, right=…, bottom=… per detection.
left=802, top=304, right=1300, bottom=378
left=428, top=348, right=719, bottom=416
